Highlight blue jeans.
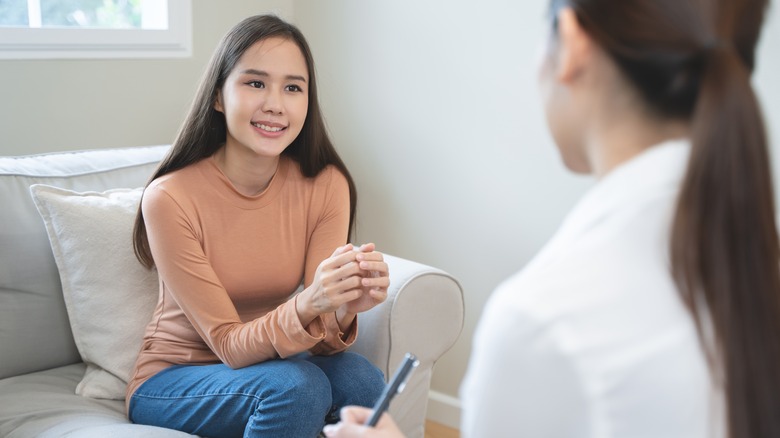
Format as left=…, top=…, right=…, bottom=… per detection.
left=129, top=352, right=385, bottom=438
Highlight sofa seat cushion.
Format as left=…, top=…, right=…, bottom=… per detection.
left=0, top=363, right=196, bottom=437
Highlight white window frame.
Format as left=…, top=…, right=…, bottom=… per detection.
left=0, top=0, right=192, bottom=60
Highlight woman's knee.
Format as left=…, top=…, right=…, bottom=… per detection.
left=341, top=352, right=385, bottom=385
left=310, top=352, right=386, bottom=407
left=261, top=359, right=333, bottom=412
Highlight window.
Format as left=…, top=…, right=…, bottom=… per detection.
left=0, top=0, right=192, bottom=59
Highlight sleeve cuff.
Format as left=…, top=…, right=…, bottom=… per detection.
left=275, top=296, right=326, bottom=357
left=310, top=312, right=358, bottom=355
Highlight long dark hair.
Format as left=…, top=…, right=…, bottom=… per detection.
left=133, top=14, right=357, bottom=269
left=552, top=0, right=780, bottom=436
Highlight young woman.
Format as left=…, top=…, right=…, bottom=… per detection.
left=127, top=15, right=388, bottom=437
left=325, top=0, right=780, bottom=437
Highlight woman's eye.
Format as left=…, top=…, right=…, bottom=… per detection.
left=285, top=84, right=303, bottom=92
left=247, top=81, right=265, bottom=88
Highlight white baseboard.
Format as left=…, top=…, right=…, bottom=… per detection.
left=426, top=390, right=461, bottom=430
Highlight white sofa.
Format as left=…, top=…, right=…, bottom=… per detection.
left=0, top=145, right=464, bottom=438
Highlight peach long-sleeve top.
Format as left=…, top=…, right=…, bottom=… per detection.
left=125, top=154, right=356, bottom=405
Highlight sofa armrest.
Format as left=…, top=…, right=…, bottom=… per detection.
left=349, top=254, right=464, bottom=438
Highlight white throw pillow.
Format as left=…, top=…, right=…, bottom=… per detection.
left=30, top=185, right=157, bottom=400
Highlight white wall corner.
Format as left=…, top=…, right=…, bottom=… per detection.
left=426, top=390, right=461, bottom=430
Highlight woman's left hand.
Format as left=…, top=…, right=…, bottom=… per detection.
left=341, top=243, right=389, bottom=315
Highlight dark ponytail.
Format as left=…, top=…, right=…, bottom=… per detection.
left=555, top=1, right=780, bottom=436
left=672, top=42, right=780, bottom=437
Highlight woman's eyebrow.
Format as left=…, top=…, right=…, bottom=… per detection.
left=241, top=68, right=307, bottom=82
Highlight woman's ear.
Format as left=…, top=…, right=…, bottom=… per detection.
left=555, top=7, right=594, bottom=84
left=214, top=90, right=224, bottom=113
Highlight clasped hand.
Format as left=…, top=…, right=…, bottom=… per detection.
left=296, top=243, right=390, bottom=327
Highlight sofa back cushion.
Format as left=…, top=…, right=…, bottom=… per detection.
left=0, top=146, right=169, bottom=379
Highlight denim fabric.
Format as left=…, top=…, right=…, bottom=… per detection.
left=129, top=352, right=385, bottom=438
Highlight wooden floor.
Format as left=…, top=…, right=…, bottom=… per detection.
left=424, top=420, right=460, bottom=438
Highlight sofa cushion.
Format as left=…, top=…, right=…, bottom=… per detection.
left=0, top=146, right=169, bottom=380
left=0, top=364, right=196, bottom=437
left=30, top=185, right=159, bottom=400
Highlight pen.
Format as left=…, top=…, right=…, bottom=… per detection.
left=365, top=352, right=420, bottom=427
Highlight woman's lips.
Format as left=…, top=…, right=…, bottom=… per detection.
left=251, top=121, right=287, bottom=137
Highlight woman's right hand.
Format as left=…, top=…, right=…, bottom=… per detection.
left=296, top=244, right=364, bottom=326
left=322, top=406, right=406, bottom=438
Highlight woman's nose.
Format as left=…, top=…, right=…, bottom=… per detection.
left=261, top=89, right=283, bottom=114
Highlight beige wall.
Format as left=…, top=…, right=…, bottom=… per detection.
left=0, top=1, right=293, bottom=155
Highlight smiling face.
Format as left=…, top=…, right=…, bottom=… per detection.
left=214, top=36, right=309, bottom=160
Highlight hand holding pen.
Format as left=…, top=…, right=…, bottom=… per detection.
left=323, top=353, right=419, bottom=437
